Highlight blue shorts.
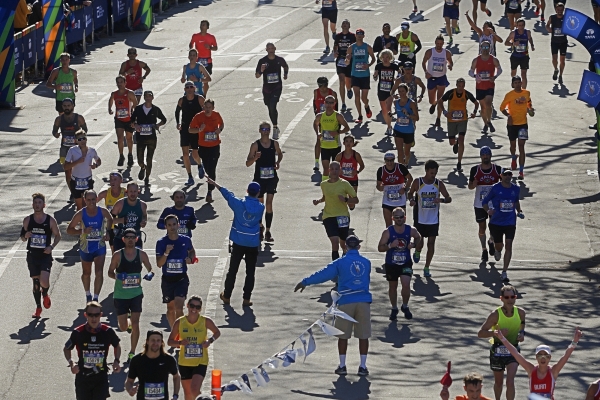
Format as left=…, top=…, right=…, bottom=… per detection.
left=79, top=246, right=107, bottom=262
left=443, top=4, right=459, bottom=20
left=161, top=275, right=190, bottom=303
left=427, top=75, right=449, bottom=90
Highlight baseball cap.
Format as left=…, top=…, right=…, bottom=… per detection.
left=512, top=75, right=522, bottom=83
left=356, top=28, right=365, bottom=35
left=146, top=329, right=163, bottom=339
left=501, top=167, right=513, bottom=175
left=401, top=21, right=410, bottom=29
left=123, top=228, right=137, bottom=236
left=143, top=90, right=154, bottom=97
left=184, top=81, right=195, bottom=88
left=345, top=235, right=362, bottom=248
left=480, top=146, right=492, bottom=156
left=247, top=181, right=261, bottom=195
left=404, top=61, right=414, bottom=69
left=62, top=97, right=74, bottom=104
left=535, top=345, right=551, bottom=355
left=384, top=152, right=396, bottom=160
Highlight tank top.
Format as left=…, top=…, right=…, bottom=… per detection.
left=56, top=68, right=75, bottom=101
left=385, top=225, right=412, bottom=266
left=80, top=208, right=106, bottom=253
left=393, top=98, right=415, bottom=133
left=321, top=0, right=337, bottom=9
left=105, top=188, right=126, bottom=212
left=340, top=151, right=358, bottom=182
left=180, top=95, right=203, bottom=129
left=381, top=163, right=408, bottom=207
left=473, top=164, right=501, bottom=208
left=512, top=29, right=529, bottom=57
left=26, top=214, right=52, bottom=252
left=314, top=88, right=333, bottom=114
left=113, top=249, right=143, bottom=299
left=427, top=48, right=447, bottom=77
left=414, top=178, right=440, bottom=225
left=113, top=90, right=132, bottom=122
left=118, top=199, right=143, bottom=235
left=185, top=63, right=204, bottom=95
left=447, top=90, right=468, bottom=122
left=60, top=113, right=80, bottom=148
left=479, top=33, right=496, bottom=56
left=177, top=316, right=208, bottom=366
left=550, top=15, right=567, bottom=43
left=125, top=60, right=143, bottom=91
left=254, top=139, right=277, bottom=181
left=530, top=366, right=555, bottom=399
left=475, top=55, right=496, bottom=90
left=319, top=111, right=341, bottom=149
left=594, top=380, right=600, bottom=400
left=351, top=43, right=370, bottom=78
left=399, top=75, right=418, bottom=100
left=397, top=31, right=415, bottom=55
left=491, top=306, right=522, bottom=345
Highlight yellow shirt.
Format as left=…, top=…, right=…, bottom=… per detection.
left=320, top=179, right=356, bottom=220
left=499, top=89, right=531, bottom=126
left=177, top=315, right=208, bottom=367
left=319, top=111, right=341, bottom=149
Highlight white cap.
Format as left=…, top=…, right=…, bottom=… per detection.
left=535, top=345, right=551, bottom=355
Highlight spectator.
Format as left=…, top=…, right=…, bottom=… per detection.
left=14, top=0, right=31, bottom=33
left=440, top=372, right=493, bottom=400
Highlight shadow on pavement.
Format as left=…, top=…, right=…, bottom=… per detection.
left=10, top=318, right=51, bottom=344
left=292, top=375, right=372, bottom=399
left=220, top=304, right=259, bottom=332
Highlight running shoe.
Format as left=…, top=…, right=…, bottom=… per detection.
left=534, top=6, right=540, bottom=16
left=423, top=268, right=431, bottom=278
left=335, top=366, right=348, bottom=376
left=341, top=103, right=347, bottom=112
left=385, top=127, right=393, bottom=136
left=273, top=126, right=280, bottom=140
left=494, top=250, right=502, bottom=262
left=205, top=191, right=213, bottom=203
left=332, top=32, right=337, bottom=40
left=265, top=231, right=274, bottom=242
left=186, top=176, right=195, bottom=186
left=558, top=75, right=563, bottom=85
left=323, top=46, right=330, bottom=54
left=525, top=0, right=530, bottom=7
left=357, top=367, right=369, bottom=376
left=86, top=293, right=93, bottom=303
left=448, top=37, right=453, bottom=45
left=482, top=124, right=489, bottom=134
left=511, top=158, right=517, bottom=170
left=401, top=304, right=413, bottom=319
left=127, top=318, right=132, bottom=334
left=138, top=168, right=145, bottom=180
left=429, top=104, right=436, bottom=114
left=355, top=115, right=363, bottom=123
left=485, top=8, right=492, bottom=16
left=488, top=240, right=495, bottom=256
left=481, top=250, right=489, bottom=262
left=127, top=153, right=134, bottom=167
left=219, top=292, right=230, bottom=305
left=389, top=308, right=399, bottom=321
left=453, top=142, right=458, bottom=154
left=540, top=14, right=545, bottom=22
left=488, top=122, right=495, bottom=133
left=518, top=171, right=524, bottom=180
left=553, top=69, right=558, bottom=81
left=435, top=117, right=441, bottom=128
left=413, top=251, right=421, bottom=263
left=413, top=5, right=418, bottom=12
left=347, top=89, right=353, bottom=99
left=365, top=106, right=372, bottom=119
left=501, top=271, right=509, bottom=282
left=43, top=294, right=51, bottom=309
left=260, top=226, right=265, bottom=242
left=454, top=24, right=460, bottom=34
left=117, top=154, right=125, bottom=166
left=32, top=307, right=42, bottom=318
left=590, top=123, right=597, bottom=130
left=198, top=164, right=205, bottom=179
left=128, top=352, right=135, bottom=362
left=456, top=162, right=462, bottom=172
left=243, top=299, right=253, bottom=307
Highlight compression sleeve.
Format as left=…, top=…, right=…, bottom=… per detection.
left=413, top=40, right=422, bottom=55
left=175, top=105, right=181, bottom=125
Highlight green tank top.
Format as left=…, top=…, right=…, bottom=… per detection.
left=113, top=249, right=143, bottom=299
left=319, top=111, right=341, bottom=149
left=118, top=199, right=143, bottom=235
left=491, top=306, right=522, bottom=345
left=56, top=68, right=75, bottom=101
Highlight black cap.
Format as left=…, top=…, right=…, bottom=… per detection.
left=501, top=167, right=513, bottom=175
left=146, top=330, right=163, bottom=339
left=345, top=235, right=362, bottom=249
left=403, top=61, right=413, bottom=68
left=123, top=228, right=137, bottom=236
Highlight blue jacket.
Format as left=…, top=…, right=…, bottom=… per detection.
left=302, top=250, right=372, bottom=305
left=219, top=186, right=265, bottom=247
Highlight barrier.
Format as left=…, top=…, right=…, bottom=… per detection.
left=14, top=32, right=23, bottom=75
left=43, top=0, right=65, bottom=74
left=22, top=25, right=37, bottom=70
left=0, top=0, right=21, bottom=107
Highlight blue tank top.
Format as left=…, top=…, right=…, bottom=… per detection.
left=80, top=208, right=106, bottom=253
left=512, top=29, right=529, bottom=58
left=351, top=43, right=370, bottom=78
left=185, top=63, right=204, bottom=95
left=385, top=225, right=412, bottom=266
left=393, top=98, right=415, bottom=133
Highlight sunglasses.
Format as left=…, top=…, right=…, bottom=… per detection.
left=260, top=128, right=271, bottom=132
left=325, top=101, right=335, bottom=104
left=503, top=295, right=517, bottom=299
left=77, top=137, right=87, bottom=141
left=502, top=172, right=513, bottom=176
left=393, top=215, right=405, bottom=219
left=124, top=235, right=137, bottom=239
left=185, top=86, right=195, bottom=89
left=385, top=159, right=395, bottom=162
left=87, top=312, right=101, bottom=317
left=188, top=303, right=202, bottom=310
left=85, top=197, right=97, bottom=201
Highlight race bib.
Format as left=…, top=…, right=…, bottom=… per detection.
left=396, top=117, right=410, bottom=126
left=116, top=108, right=129, bottom=119
left=515, top=43, right=526, bottom=52
left=267, top=73, right=280, bottom=84
left=400, top=45, right=411, bottom=53
left=392, top=251, right=407, bottom=264
left=451, top=110, right=464, bottom=120
left=83, top=351, right=104, bottom=368
left=355, top=62, right=367, bottom=71
left=479, top=71, right=490, bottom=81
left=139, top=124, right=153, bottom=135
left=509, top=0, right=518, bottom=8
left=260, top=167, right=275, bottom=179
left=122, top=274, right=141, bottom=289
left=30, top=234, right=47, bottom=249
left=422, top=195, right=436, bottom=208
left=342, top=166, right=353, bottom=177
left=554, top=27, right=563, bottom=36
left=494, top=345, right=511, bottom=356
left=445, top=0, right=454, bottom=5
left=432, top=63, right=444, bottom=72
left=380, top=81, right=392, bottom=92
left=177, top=225, right=189, bottom=235
left=518, top=128, right=528, bottom=140
left=531, top=394, right=552, bottom=399
left=133, top=88, right=143, bottom=96
left=322, top=0, right=333, bottom=6
left=322, top=130, right=335, bottom=141
left=386, top=185, right=402, bottom=201
left=75, top=176, right=91, bottom=191
left=166, top=259, right=184, bottom=274
left=402, top=266, right=413, bottom=274
left=198, top=58, right=209, bottom=66
left=185, top=344, right=203, bottom=358
left=87, top=228, right=101, bottom=241
left=337, top=216, right=349, bottom=228
left=320, top=103, right=326, bottom=112
left=500, top=201, right=514, bottom=212
left=63, top=135, right=76, bottom=146
left=59, top=83, right=73, bottom=93
left=144, top=383, right=165, bottom=399
left=336, top=58, right=347, bottom=67
left=204, top=131, right=217, bottom=141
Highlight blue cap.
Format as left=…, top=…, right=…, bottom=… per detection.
left=247, top=182, right=261, bottom=195
left=62, top=97, right=74, bottom=104
left=480, top=146, right=492, bottom=156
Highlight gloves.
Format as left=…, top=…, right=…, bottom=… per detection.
left=517, top=212, right=524, bottom=219
left=186, top=220, right=196, bottom=230
left=143, top=272, right=154, bottom=281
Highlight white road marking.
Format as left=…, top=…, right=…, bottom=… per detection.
left=240, top=39, right=280, bottom=61
left=295, top=39, right=321, bottom=51
left=283, top=53, right=304, bottom=61
left=391, top=1, right=445, bottom=36
left=213, top=67, right=335, bottom=72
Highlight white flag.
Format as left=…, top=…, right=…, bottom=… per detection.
left=326, top=305, right=358, bottom=323
left=317, top=319, right=344, bottom=336
left=251, top=368, right=267, bottom=387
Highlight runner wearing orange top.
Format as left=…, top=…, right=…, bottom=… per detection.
left=189, top=20, right=218, bottom=95
left=119, top=47, right=151, bottom=103
left=188, top=99, right=224, bottom=203
left=335, top=135, right=364, bottom=210
left=440, top=372, right=493, bottom=400
left=108, top=76, right=138, bottom=167
left=469, top=40, right=501, bottom=134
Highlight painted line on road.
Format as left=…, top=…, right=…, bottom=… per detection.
left=391, top=1, right=445, bottom=36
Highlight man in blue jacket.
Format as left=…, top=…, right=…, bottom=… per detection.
left=206, top=177, right=265, bottom=307
left=294, top=235, right=372, bottom=377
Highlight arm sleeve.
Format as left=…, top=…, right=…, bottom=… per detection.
left=376, top=167, right=383, bottom=181
left=466, top=90, right=477, bottom=103
left=65, top=148, right=74, bottom=162
left=413, top=39, right=422, bottom=55
left=281, top=57, right=289, bottom=71
left=469, top=166, right=477, bottom=183
left=481, top=186, right=495, bottom=205
left=372, top=38, right=382, bottom=53
left=345, top=181, right=357, bottom=197
left=499, top=94, right=510, bottom=112
left=175, top=105, right=181, bottom=124
left=155, top=239, right=165, bottom=256
left=440, top=90, right=453, bottom=102
left=303, top=261, right=339, bottom=286
left=168, top=355, right=178, bottom=375
left=217, top=112, right=224, bottom=127
left=156, top=209, right=168, bottom=229
left=189, top=114, right=201, bottom=129
left=255, top=58, right=262, bottom=74
left=130, top=107, right=139, bottom=123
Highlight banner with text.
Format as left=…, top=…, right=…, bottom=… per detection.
left=0, top=0, right=22, bottom=107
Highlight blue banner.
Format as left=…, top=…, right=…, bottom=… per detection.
left=84, top=6, right=94, bottom=36
left=112, top=0, right=128, bottom=22
left=94, top=0, right=108, bottom=29
left=562, top=9, right=600, bottom=66
left=151, top=0, right=159, bottom=6
left=13, top=33, right=23, bottom=74
left=35, top=22, right=45, bottom=61
left=578, top=70, right=600, bottom=109
left=66, top=8, right=84, bottom=45
left=22, top=27, right=36, bottom=69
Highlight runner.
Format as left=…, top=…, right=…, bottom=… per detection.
left=20, top=193, right=61, bottom=318
left=586, top=378, right=600, bottom=400
left=316, top=0, right=337, bottom=54
left=108, top=75, right=138, bottom=167
left=443, top=0, right=461, bottom=45
left=477, top=284, right=526, bottom=400
left=126, top=330, right=181, bottom=400
left=532, top=0, right=546, bottom=22
left=52, top=98, right=87, bottom=190
left=66, top=190, right=113, bottom=303
left=345, top=28, right=376, bottom=123
left=64, top=301, right=121, bottom=400
left=108, top=227, right=154, bottom=361
left=189, top=20, right=218, bottom=95
left=499, top=75, right=534, bottom=180
left=468, top=146, right=502, bottom=263
left=391, top=83, right=419, bottom=165
left=407, top=160, right=452, bottom=278
left=374, top=49, right=400, bottom=135
left=119, top=47, right=151, bottom=103
left=470, top=0, right=492, bottom=26
left=482, top=168, right=524, bottom=282
left=422, top=35, right=453, bottom=129
left=97, top=171, right=125, bottom=253
left=495, top=327, right=583, bottom=399
left=167, top=295, right=220, bottom=400
left=180, top=48, right=212, bottom=97
left=378, top=207, right=421, bottom=320
left=131, top=90, right=167, bottom=186
left=64, top=130, right=101, bottom=210
left=313, top=161, right=359, bottom=260
left=246, top=121, right=283, bottom=243
left=373, top=23, right=398, bottom=61
left=255, top=43, right=289, bottom=140
left=156, top=215, right=197, bottom=329
left=377, top=152, right=413, bottom=227
left=111, top=182, right=148, bottom=252
left=465, top=14, right=503, bottom=56
left=46, top=52, right=78, bottom=115
left=546, top=3, right=567, bottom=85
left=391, top=61, right=425, bottom=102
left=436, top=77, right=479, bottom=172
left=157, top=189, right=197, bottom=238
left=396, top=22, right=422, bottom=70
left=314, top=95, right=351, bottom=180
left=505, top=18, right=535, bottom=89
left=440, top=372, right=494, bottom=400
left=188, top=99, right=224, bottom=203
left=504, top=0, right=523, bottom=31
left=333, top=20, right=356, bottom=113
left=176, top=81, right=205, bottom=186
left=335, top=135, right=365, bottom=210
left=469, top=40, right=501, bottom=134
left=313, top=77, right=339, bottom=171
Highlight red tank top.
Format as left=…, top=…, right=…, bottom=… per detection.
left=475, top=55, right=496, bottom=90
left=529, top=366, right=555, bottom=400
left=315, top=88, right=334, bottom=114
left=474, top=163, right=501, bottom=184
left=125, top=60, right=142, bottom=91
left=340, top=151, right=358, bottom=181
left=381, top=164, right=406, bottom=186
left=113, top=90, right=131, bottom=122
left=594, top=380, right=600, bottom=400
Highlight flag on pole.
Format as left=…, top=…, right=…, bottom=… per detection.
left=578, top=70, right=600, bottom=110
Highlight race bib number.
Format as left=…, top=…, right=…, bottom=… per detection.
left=518, top=128, right=528, bottom=140
left=342, top=166, right=353, bottom=177
left=554, top=27, right=563, bottom=36
left=432, top=63, right=444, bottom=72
left=166, top=259, right=184, bottom=274
left=479, top=71, right=490, bottom=81
left=116, top=108, right=129, bottom=119
left=386, top=185, right=402, bottom=201
left=322, top=0, right=333, bottom=6
left=500, top=201, right=514, bottom=212
left=122, top=274, right=141, bottom=289
left=531, top=394, right=552, bottom=399
left=185, top=344, right=203, bottom=358
left=445, top=0, right=454, bottom=5
left=204, top=131, right=217, bottom=141
left=59, top=83, right=73, bottom=93
left=320, top=103, right=326, bottom=112
left=355, top=62, right=367, bottom=71
left=400, top=45, right=411, bottom=53
left=336, top=58, right=347, bottom=67
left=515, top=43, right=526, bottom=52
left=509, top=0, right=518, bottom=8
left=380, top=81, right=392, bottom=92
left=63, top=136, right=76, bottom=146
left=267, top=73, right=280, bottom=84
left=198, top=58, right=209, bottom=66
left=30, top=234, right=46, bottom=249
left=133, top=88, right=143, bottom=96
left=392, top=251, right=407, bottom=264
left=83, top=351, right=104, bottom=368
left=422, top=195, right=436, bottom=208
left=139, top=124, right=153, bottom=135
left=337, top=216, right=349, bottom=228
left=322, top=130, right=335, bottom=141
left=177, top=225, right=189, bottom=235
left=75, top=176, right=91, bottom=191
left=87, top=229, right=101, bottom=241
left=494, top=345, right=511, bottom=356
left=144, top=383, right=165, bottom=399
left=451, top=110, right=464, bottom=120
left=260, top=167, right=275, bottom=179
left=396, top=117, right=410, bottom=126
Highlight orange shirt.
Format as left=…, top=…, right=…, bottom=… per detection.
left=190, top=33, right=217, bottom=63
left=190, top=111, right=224, bottom=147
left=455, top=395, right=493, bottom=400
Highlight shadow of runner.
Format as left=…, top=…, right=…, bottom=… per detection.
left=10, top=318, right=51, bottom=344
left=292, top=375, right=372, bottom=400
left=220, top=304, right=259, bottom=332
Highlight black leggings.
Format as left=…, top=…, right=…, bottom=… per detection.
left=224, top=243, right=259, bottom=300
left=198, top=144, right=220, bottom=191
left=263, top=91, right=281, bottom=126
left=137, top=139, right=157, bottom=177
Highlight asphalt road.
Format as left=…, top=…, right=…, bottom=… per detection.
left=1, top=0, right=600, bottom=399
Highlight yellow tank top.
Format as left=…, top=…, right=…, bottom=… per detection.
left=397, top=31, right=416, bottom=55
left=490, top=306, right=521, bottom=345
left=319, top=111, right=341, bottom=149
left=178, top=315, right=208, bottom=366
left=105, top=188, right=125, bottom=211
